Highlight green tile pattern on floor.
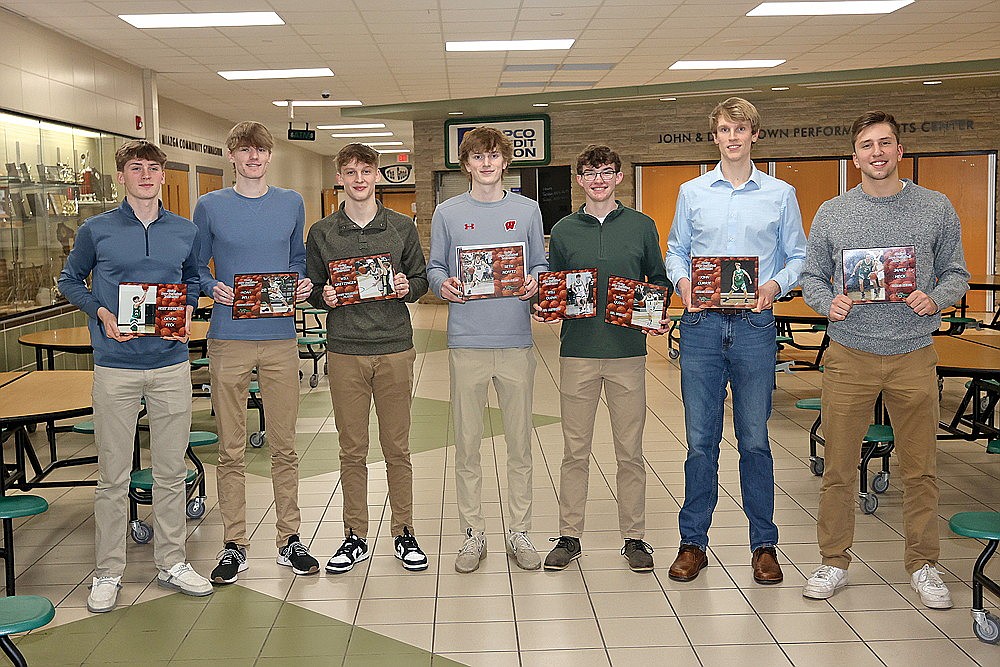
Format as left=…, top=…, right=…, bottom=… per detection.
left=15, top=586, right=467, bottom=666
left=412, top=327, right=449, bottom=354
left=190, top=397, right=559, bottom=480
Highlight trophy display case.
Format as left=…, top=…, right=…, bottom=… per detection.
left=0, top=111, right=127, bottom=318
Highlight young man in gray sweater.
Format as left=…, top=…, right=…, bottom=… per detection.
left=800, top=111, right=969, bottom=609
left=427, top=127, right=547, bottom=573
left=305, top=144, right=429, bottom=573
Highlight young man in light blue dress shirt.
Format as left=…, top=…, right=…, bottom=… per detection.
left=665, top=97, right=807, bottom=585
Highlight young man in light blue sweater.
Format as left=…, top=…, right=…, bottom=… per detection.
left=60, top=140, right=212, bottom=612
left=801, top=111, right=969, bottom=609
left=194, top=121, right=319, bottom=583
left=427, top=127, right=547, bottom=573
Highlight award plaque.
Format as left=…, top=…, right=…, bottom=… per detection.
left=328, top=253, right=397, bottom=305
left=537, top=269, right=598, bottom=321
left=605, top=275, right=668, bottom=331
left=691, top=256, right=759, bottom=309
left=455, top=242, right=526, bottom=300
left=843, top=246, right=916, bottom=303
left=117, top=282, right=187, bottom=337
left=232, top=272, right=297, bottom=318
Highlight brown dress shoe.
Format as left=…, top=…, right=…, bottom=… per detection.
left=752, top=546, right=783, bottom=584
left=668, top=545, right=708, bottom=582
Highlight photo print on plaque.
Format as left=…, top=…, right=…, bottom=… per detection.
left=232, top=272, right=297, bottom=318
left=537, top=269, right=598, bottom=321
left=117, top=282, right=187, bottom=337
left=328, top=253, right=397, bottom=306
left=456, top=242, right=526, bottom=300
left=843, top=246, right=916, bottom=303
left=605, top=275, right=668, bottom=331
left=691, top=256, right=758, bottom=309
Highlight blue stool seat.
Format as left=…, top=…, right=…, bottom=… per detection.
left=191, top=357, right=210, bottom=368
left=249, top=381, right=260, bottom=394
left=71, top=421, right=94, bottom=434
left=130, top=468, right=197, bottom=492
left=188, top=431, right=218, bottom=447
left=0, top=595, right=54, bottom=636
left=297, top=336, right=324, bottom=346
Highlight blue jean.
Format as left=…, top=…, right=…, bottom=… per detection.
left=677, top=309, right=778, bottom=551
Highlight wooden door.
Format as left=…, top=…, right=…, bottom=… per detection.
left=163, top=167, right=190, bottom=219
left=773, top=159, right=839, bottom=234
left=197, top=172, right=223, bottom=197
left=637, top=164, right=701, bottom=307
left=381, top=191, right=415, bottom=218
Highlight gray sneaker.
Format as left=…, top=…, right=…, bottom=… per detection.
left=157, top=562, right=213, bottom=597
left=455, top=528, right=487, bottom=573
left=87, top=575, right=121, bottom=613
left=506, top=531, right=541, bottom=570
left=544, top=536, right=582, bottom=570
left=622, top=539, right=654, bottom=572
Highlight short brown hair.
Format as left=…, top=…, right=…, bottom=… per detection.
left=458, top=127, right=514, bottom=176
left=114, top=140, right=167, bottom=171
left=576, top=145, right=621, bottom=174
left=336, top=143, right=379, bottom=171
left=850, top=111, right=901, bottom=148
left=709, top=97, right=761, bottom=134
left=226, top=121, right=274, bottom=154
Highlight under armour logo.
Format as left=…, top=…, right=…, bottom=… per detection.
left=464, top=223, right=475, bottom=230
left=504, top=220, right=516, bottom=231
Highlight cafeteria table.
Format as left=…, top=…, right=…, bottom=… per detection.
left=961, top=274, right=1000, bottom=329
left=772, top=298, right=829, bottom=370
left=0, top=371, right=96, bottom=495
left=934, top=335, right=1000, bottom=442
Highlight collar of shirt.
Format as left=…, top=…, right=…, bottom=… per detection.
left=336, top=200, right=387, bottom=233
left=708, top=162, right=762, bottom=192
left=120, top=198, right=165, bottom=225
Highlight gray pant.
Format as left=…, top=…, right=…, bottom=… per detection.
left=92, top=361, right=191, bottom=577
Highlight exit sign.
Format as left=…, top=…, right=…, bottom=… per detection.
left=287, top=128, right=315, bottom=141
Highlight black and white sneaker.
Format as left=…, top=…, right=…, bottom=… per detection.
left=277, top=535, right=320, bottom=575
left=325, top=531, right=370, bottom=574
left=211, top=542, right=248, bottom=584
left=394, top=527, right=429, bottom=572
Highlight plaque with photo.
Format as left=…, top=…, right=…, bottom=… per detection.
left=843, top=246, right=916, bottom=303
left=232, top=272, right=297, bottom=318
left=691, top=256, right=759, bottom=309
left=328, top=253, right=397, bottom=306
left=537, top=269, right=598, bottom=321
left=456, top=242, right=526, bottom=300
left=605, top=275, right=668, bottom=331
left=117, top=282, right=187, bottom=337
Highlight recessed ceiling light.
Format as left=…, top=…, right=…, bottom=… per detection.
left=330, top=132, right=394, bottom=138
left=448, top=111, right=464, bottom=115
left=362, top=142, right=404, bottom=147
left=771, top=86, right=790, bottom=91
left=446, top=39, right=575, bottom=52
left=272, top=100, right=362, bottom=107
left=316, top=123, right=386, bottom=130
left=669, top=60, right=785, bottom=70
left=659, top=97, right=677, bottom=101
left=923, top=80, right=942, bottom=85
left=747, top=1, right=913, bottom=16
left=119, top=11, right=284, bottom=28
left=376, top=149, right=411, bottom=154
left=220, top=67, right=333, bottom=80
left=532, top=103, right=549, bottom=107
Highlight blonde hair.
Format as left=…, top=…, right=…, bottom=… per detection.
left=709, top=97, right=761, bottom=134
left=225, top=121, right=274, bottom=154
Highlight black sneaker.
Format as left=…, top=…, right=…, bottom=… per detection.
left=211, top=542, right=247, bottom=584
left=394, top=527, right=429, bottom=572
left=325, top=531, right=370, bottom=574
left=622, top=539, right=654, bottom=572
left=277, top=535, right=320, bottom=575
left=543, top=536, right=582, bottom=570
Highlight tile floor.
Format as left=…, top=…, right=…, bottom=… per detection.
left=5, top=302, right=1000, bottom=666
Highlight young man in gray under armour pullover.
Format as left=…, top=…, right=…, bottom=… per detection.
left=800, top=111, right=968, bottom=609
left=427, top=127, right=547, bottom=573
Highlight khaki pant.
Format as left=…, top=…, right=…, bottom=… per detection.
left=92, top=361, right=191, bottom=577
left=450, top=347, right=535, bottom=534
left=208, top=338, right=301, bottom=549
left=328, top=348, right=416, bottom=538
left=558, top=356, right=647, bottom=539
left=818, top=341, right=941, bottom=574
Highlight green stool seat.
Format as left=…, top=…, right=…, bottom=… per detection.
left=130, top=468, right=197, bottom=492
left=795, top=398, right=822, bottom=411
left=965, top=378, right=1000, bottom=390
left=297, top=336, right=324, bottom=346
left=188, top=431, right=218, bottom=447
left=0, top=595, right=54, bottom=635
left=864, top=424, right=894, bottom=443
left=776, top=335, right=793, bottom=344
left=71, top=421, right=95, bottom=434
left=944, top=316, right=978, bottom=324
left=950, top=512, right=1000, bottom=541
left=988, top=440, right=1000, bottom=454
left=670, top=314, right=682, bottom=322
left=304, top=327, right=327, bottom=335
left=191, top=357, right=210, bottom=368
left=812, top=324, right=827, bottom=332
left=301, top=309, right=325, bottom=316
left=249, top=381, right=260, bottom=393
left=0, top=496, right=48, bottom=520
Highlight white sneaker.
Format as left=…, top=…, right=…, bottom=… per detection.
left=506, top=531, right=541, bottom=570
left=157, top=562, right=213, bottom=597
left=910, top=564, right=953, bottom=609
left=802, top=565, right=849, bottom=599
left=455, top=528, right=487, bottom=574
left=87, top=575, right=122, bottom=613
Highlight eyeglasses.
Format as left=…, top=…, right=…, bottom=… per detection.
left=580, top=169, right=618, bottom=182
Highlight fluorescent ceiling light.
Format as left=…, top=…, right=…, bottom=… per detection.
left=771, top=86, right=790, bottom=90
left=0, top=112, right=100, bottom=137
left=272, top=100, right=362, bottom=107
left=532, top=103, right=549, bottom=107
left=330, top=132, right=394, bottom=138
left=747, top=1, right=913, bottom=16
left=448, top=111, right=464, bottom=115
left=447, top=39, right=574, bottom=52
left=670, top=60, right=785, bottom=69
left=220, top=68, right=333, bottom=80
left=923, top=80, right=942, bottom=85
left=362, top=142, right=403, bottom=146
left=317, top=123, right=386, bottom=130
left=659, top=97, right=677, bottom=101
left=119, top=11, right=284, bottom=28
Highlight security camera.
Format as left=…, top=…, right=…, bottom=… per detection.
left=321, top=90, right=331, bottom=99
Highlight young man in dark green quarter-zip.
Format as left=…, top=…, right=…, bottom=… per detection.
left=536, top=145, right=671, bottom=572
